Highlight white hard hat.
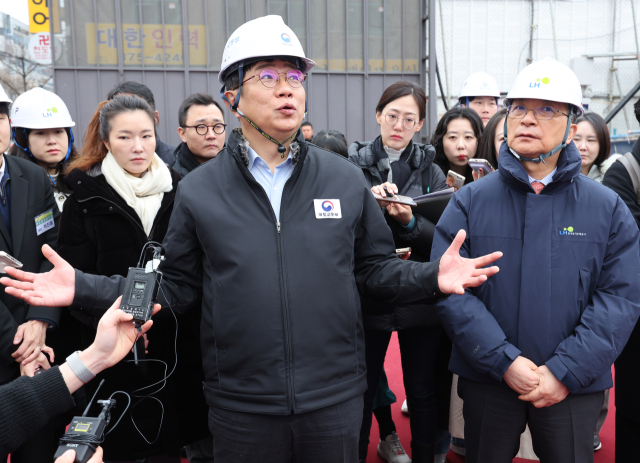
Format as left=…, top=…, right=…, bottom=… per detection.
left=458, top=72, right=500, bottom=99
left=219, top=15, right=315, bottom=84
left=0, top=84, right=11, bottom=104
left=10, top=87, right=75, bottom=129
left=504, top=57, right=584, bottom=117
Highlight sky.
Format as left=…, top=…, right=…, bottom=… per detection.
left=0, top=2, right=29, bottom=25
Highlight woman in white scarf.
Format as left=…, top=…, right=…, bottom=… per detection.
left=56, top=94, right=209, bottom=461
left=101, top=149, right=172, bottom=235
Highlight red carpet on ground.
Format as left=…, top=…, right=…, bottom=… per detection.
left=367, top=332, right=616, bottom=463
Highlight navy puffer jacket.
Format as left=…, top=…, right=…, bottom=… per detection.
left=431, top=141, right=640, bottom=394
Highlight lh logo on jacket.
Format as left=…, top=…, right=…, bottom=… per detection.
left=314, top=199, right=342, bottom=219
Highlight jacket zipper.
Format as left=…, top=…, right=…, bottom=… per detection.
left=235, top=154, right=303, bottom=413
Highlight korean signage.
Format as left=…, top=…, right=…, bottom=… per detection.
left=28, top=0, right=49, bottom=34
left=85, top=23, right=206, bottom=66
left=29, top=31, right=52, bottom=64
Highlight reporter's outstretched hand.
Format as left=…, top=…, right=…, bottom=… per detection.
left=0, top=245, right=75, bottom=307
left=55, top=446, right=103, bottom=463
left=438, top=230, right=502, bottom=295
left=83, top=296, right=160, bottom=372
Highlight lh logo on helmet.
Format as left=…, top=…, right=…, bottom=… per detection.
left=530, top=77, right=550, bottom=88
left=43, top=107, right=58, bottom=117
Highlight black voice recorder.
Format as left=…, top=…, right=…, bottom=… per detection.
left=54, top=381, right=116, bottom=463
left=120, top=267, right=162, bottom=323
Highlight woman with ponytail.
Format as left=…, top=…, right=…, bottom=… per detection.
left=9, top=88, right=78, bottom=210
left=58, top=94, right=209, bottom=462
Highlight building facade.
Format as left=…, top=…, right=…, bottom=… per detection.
left=50, top=0, right=426, bottom=147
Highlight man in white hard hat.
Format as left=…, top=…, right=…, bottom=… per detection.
left=432, top=57, right=640, bottom=462
left=0, top=17, right=502, bottom=463
left=0, top=84, right=60, bottom=417
left=458, top=71, right=500, bottom=126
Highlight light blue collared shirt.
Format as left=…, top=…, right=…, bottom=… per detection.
left=247, top=146, right=294, bottom=221
left=528, top=167, right=557, bottom=187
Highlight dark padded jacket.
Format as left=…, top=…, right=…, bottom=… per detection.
left=57, top=166, right=209, bottom=460
left=432, top=142, right=640, bottom=394
left=348, top=139, right=448, bottom=330
left=603, top=138, right=640, bottom=418
left=70, top=129, right=446, bottom=415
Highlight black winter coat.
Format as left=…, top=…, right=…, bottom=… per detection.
left=70, top=129, right=447, bottom=416
left=603, top=139, right=640, bottom=419
left=348, top=139, right=448, bottom=330
left=57, top=165, right=209, bottom=460
left=172, top=142, right=202, bottom=177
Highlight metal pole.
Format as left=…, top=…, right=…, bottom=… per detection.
left=427, top=0, right=437, bottom=135
left=614, top=68, right=631, bottom=130
left=436, top=60, right=448, bottom=111
left=630, top=0, right=640, bottom=79
left=604, top=80, right=640, bottom=124
left=609, top=0, right=618, bottom=115
left=438, top=0, right=450, bottom=109
left=527, top=0, right=535, bottom=64
left=549, top=0, right=558, bottom=60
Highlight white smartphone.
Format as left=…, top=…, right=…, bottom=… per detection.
left=446, top=170, right=466, bottom=190
left=468, top=158, right=495, bottom=175
left=396, top=247, right=411, bottom=256
left=0, top=251, right=22, bottom=273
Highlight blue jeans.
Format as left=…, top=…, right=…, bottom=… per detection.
left=207, top=395, right=363, bottom=463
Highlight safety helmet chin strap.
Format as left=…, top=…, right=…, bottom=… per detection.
left=220, top=62, right=298, bottom=158
left=505, top=107, right=574, bottom=164
left=12, top=127, right=75, bottom=185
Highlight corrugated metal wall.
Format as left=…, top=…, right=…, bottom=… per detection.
left=49, top=0, right=424, bottom=148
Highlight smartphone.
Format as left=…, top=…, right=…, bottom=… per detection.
left=0, top=251, right=22, bottom=273
left=446, top=170, right=466, bottom=191
left=396, top=247, right=411, bottom=256
left=468, top=158, right=495, bottom=175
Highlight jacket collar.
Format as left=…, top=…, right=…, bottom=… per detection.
left=175, top=142, right=201, bottom=173
left=499, top=140, right=582, bottom=194
left=226, top=127, right=305, bottom=168
left=348, top=138, right=434, bottom=182
left=65, top=165, right=180, bottom=205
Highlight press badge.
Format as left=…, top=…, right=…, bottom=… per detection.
left=35, top=209, right=55, bottom=236
left=313, top=199, right=342, bottom=219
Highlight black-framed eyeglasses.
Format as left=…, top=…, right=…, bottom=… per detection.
left=382, top=113, right=418, bottom=130
left=183, top=123, right=227, bottom=135
left=507, top=105, right=570, bottom=121
left=241, top=69, right=306, bottom=88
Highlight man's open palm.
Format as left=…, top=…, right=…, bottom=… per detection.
left=1, top=245, right=75, bottom=307
left=438, top=230, right=502, bottom=295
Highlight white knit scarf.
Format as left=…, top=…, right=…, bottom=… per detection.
left=101, top=152, right=173, bottom=236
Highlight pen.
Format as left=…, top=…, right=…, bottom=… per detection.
left=383, top=186, right=394, bottom=198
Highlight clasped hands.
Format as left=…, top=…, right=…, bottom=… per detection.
left=503, top=356, right=569, bottom=408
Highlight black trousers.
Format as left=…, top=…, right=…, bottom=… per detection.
left=458, top=377, right=603, bottom=463
left=359, top=326, right=442, bottom=457
left=207, top=395, right=362, bottom=463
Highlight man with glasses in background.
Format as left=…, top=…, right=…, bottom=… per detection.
left=431, top=57, right=640, bottom=463
left=173, top=93, right=227, bottom=177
